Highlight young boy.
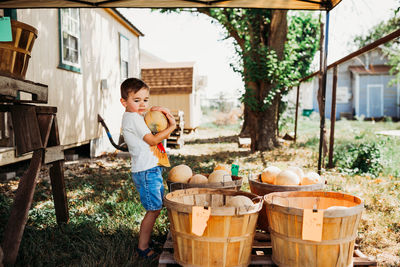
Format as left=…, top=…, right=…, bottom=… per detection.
left=120, top=78, right=176, bottom=259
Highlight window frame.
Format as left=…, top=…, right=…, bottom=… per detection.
left=119, top=33, right=129, bottom=82
left=58, top=8, right=81, bottom=73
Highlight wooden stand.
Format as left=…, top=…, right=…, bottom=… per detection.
left=167, top=110, right=184, bottom=149
left=159, top=231, right=377, bottom=267
left=0, top=74, right=69, bottom=266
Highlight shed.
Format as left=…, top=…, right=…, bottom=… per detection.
left=141, top=61, right=204, bottom=130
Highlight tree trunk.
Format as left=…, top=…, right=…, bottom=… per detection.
left=239, top=104, right=250, bottom=137
left=247, top=10, right=288, bottom=152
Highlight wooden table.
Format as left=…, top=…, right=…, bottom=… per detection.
left=0, top=74, right=69, bottom=266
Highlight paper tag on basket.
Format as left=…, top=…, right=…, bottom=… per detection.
left=0, top=17, right=12, bottom=42
left=192, top=206, right=211, bottom=236
left=302, top=209, right=324, bottom=242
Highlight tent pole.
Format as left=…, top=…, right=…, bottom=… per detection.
left=328, top=66, right=338, bottom=168
left=317, top=10, right=330, bottom=174
left=294, top=84, right=300, bottom=143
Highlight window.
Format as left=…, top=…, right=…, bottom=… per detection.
left=59, top=8, right=81, bottom=72
left=120, top=34, right=129, bottom=81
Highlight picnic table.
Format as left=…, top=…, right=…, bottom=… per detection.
left=0, top=73, right=69, bottom=266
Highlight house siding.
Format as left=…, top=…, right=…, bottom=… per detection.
left=311, top=49, right=399, bottom=119
left=16, top=8, right=140, bottom=150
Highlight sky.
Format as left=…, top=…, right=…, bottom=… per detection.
left=121, top=0, right=398, bottom=98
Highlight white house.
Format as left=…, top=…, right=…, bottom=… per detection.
left=0, top=8, right=143, bottom=166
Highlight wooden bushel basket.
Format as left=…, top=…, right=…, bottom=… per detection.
left=249, top=173, right=324, bottom=232
left=167, top=174, right=243, bottom=192
left=0, top=20, right=38, bottom=80
left=163, top=188, right=263, bottom=267
left=265, top=191, right=364, bottom=267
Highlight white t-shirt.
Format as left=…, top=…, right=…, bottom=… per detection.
left=121, top=112, right=158, bottom=173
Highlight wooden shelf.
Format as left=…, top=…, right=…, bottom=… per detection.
left=158, top=231, right=377, bottom=267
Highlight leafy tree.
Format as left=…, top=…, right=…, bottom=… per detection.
left=353, top=11, right=400, bottom=84
left=161, top=9, right=319, bottom=151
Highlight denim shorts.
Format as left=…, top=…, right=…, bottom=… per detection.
left=132, top=166, right=164, bottom=211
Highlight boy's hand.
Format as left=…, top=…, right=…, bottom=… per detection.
left=150, top=106, right=171, bottom=115
left=165, top=113, right=177, bottom=129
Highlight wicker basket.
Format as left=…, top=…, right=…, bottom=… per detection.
left=164, top=188, right=263, bottom=267
left=249, top=173, right=325, bottom=232
left=167, top=174, right=243, bottom=192
left=265, top=191, right=364, bottom=267
left=0, top=20, right=38, bottom=79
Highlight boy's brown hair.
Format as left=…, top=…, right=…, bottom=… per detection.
left=120, top=78, right=149, bottom=100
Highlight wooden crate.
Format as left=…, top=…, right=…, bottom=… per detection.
left=167, top=110, right=184, bottom=149
left=158, top=231, right=377, bottom=267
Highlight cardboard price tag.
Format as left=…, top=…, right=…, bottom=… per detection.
left=302, top=209, right=324, bottom=242
left=191, top=206, right=211, bottom=236
left=0, top=17, right=12, bottom=42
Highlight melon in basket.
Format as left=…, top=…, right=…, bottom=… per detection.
left=208, top=170, right=232, bottom=183
left=287, top=166, right=304, bottom=180
left=188, top=174, right=208, bottom=184
left=214, top=164, right=232, bottom=175
left=275, top=170, right=300, bottom=186
left=226, top=195, right=253, bottom=208
left=301, top=171, right=322, bottom=185
left=168, top=164, right=192, bottom=183
left=144, top=111, right=168, bottom=133
left=261, top=166, right=281, bottom=184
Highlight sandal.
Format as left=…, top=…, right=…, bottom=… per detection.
left=135, top=247, right=157, bottom=259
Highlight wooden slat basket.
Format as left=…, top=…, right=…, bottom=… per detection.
left=0, top=20, right=38, bottom=80
left=167, top=174, right=243, bottom=192
left=249, top=173, right=324, bottom=232
left=264, top=191, right=364, bottom=267
left=163, top=188, right=263, bottom=267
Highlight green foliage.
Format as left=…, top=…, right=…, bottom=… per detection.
left=353, top=13, right=400, bottom=85
left=334, top=140, right=383, bottom=177
left=159, top=8, right=319, bottom=113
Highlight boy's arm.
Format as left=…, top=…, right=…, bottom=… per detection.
left=143, top=112, right=176, bottom=146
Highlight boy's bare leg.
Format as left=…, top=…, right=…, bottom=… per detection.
left=138, top=209, right=161, bottom=252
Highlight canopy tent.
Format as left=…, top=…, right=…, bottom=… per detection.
left=0, top=0, right=342, bottom=10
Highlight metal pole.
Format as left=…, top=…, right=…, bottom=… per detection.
left=328, top=66, right=338, bottom=168
left=318, top=10, right=330, bottom=174
left=294, top=84, right=300, bottom=143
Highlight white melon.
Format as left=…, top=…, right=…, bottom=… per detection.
left=214, top=164, right=232, bottom=175
left=261, top=166, right=281, bottom=184
left=226, top=195, right=253, bottom=207
left=168, top=164, right=193, bottom=183
left=208, top=170, right=232, bottom=183
left=188, top=174, right=208, bottom=184
left=301, top=171, right=322, bottom=185
left=275, top=170, right=300, bottom=186
left=287, top=166, right=304, bottom=180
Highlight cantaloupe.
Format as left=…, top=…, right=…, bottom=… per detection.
left=287, top=166, right=304, bottom=180
left=275, top=170, right=300, bottom=186
left=301, top=171, right=322, bottom=185
left=208, top=170, right=232, bottom=183
left=144, top=111, right=168, bottom=133
left=168, top=164, right=192, bottom=183
left=188, top=174, right=208, bottom=184
left=226, top=195, right=254, bottom=207
left=261, top=166, right=281, bottom=184
left=214, top=164, right=232, bottom=175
